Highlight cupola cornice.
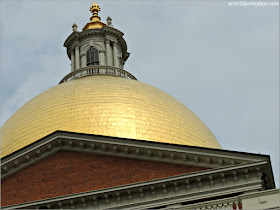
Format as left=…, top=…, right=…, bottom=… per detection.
left=64, top=27, right=129, bottom=62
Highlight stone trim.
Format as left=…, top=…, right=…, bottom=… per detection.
left=59, top=65, right=137, bottom=84
left=179, top=195, right=241, bottom=210
left=184, top=189, right=280, bottom=210
left=2, top=161, right=266, bottom=209
left=239, top=188, right=280, bottom=199
left=102, top=26, right=124, bottom=37
left=1, top=131, right=274, bottom=189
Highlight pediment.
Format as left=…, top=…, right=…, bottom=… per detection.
left=1, top=131, right=272, bottom=181
left=1, top=131, right=275, bottom=209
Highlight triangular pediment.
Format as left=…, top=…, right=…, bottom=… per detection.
left=1, top=131, right=275, bottom=208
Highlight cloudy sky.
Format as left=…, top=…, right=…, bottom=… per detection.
left=1, top=1, right=279, bottom=186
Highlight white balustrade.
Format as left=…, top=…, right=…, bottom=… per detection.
left=59, top=65, right=137, bottom=84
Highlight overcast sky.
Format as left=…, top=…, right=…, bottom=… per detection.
left=1, top=1, right=279, bottom=187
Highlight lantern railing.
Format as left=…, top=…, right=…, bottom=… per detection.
left=59, top=65, right=137, bottom=84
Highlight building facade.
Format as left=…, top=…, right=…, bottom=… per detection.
left=1, top=3, right=279, bottom=209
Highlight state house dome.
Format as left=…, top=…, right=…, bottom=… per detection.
left=0, top=3, right=222, bottom=158
left=1, top=76, right=221, bottom=157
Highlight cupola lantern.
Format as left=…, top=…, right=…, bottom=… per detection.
left=61, top=2, right=133, bottom=84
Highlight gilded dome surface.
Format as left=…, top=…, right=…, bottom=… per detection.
left=1, top=76, right=221, bottom=157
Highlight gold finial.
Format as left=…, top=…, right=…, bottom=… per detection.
left=83, top=2, right=106, bottom=31
left=90, top=2, right=100, bottom=18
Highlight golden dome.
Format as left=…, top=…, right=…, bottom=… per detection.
left=1, top=76, right=221, bottom=157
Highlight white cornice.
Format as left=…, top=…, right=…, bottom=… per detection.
left=64, top=27, right=129, bottom=62
left=1, top=131, right=274, bottom=190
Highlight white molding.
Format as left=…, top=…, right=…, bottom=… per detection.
left=1, top=131, right=274, bottom=189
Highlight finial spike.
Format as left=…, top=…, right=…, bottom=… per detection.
left=72, top=23, right=78, bottom=32
left=90, top=2, right=101, bottom=20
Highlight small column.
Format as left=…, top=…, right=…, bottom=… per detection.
left=105, top=40, right=111, bottom=66
left=71, top=50, right=75, bottom=72
left=81, top=54, right=86, bottom=68
left=112, top=42, right=118, bottom=68
left=99, top=50, right=106, bottom=65
left=75, top=46, right=80, bottom=70
left=119, top=57, right=123, bottom=69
